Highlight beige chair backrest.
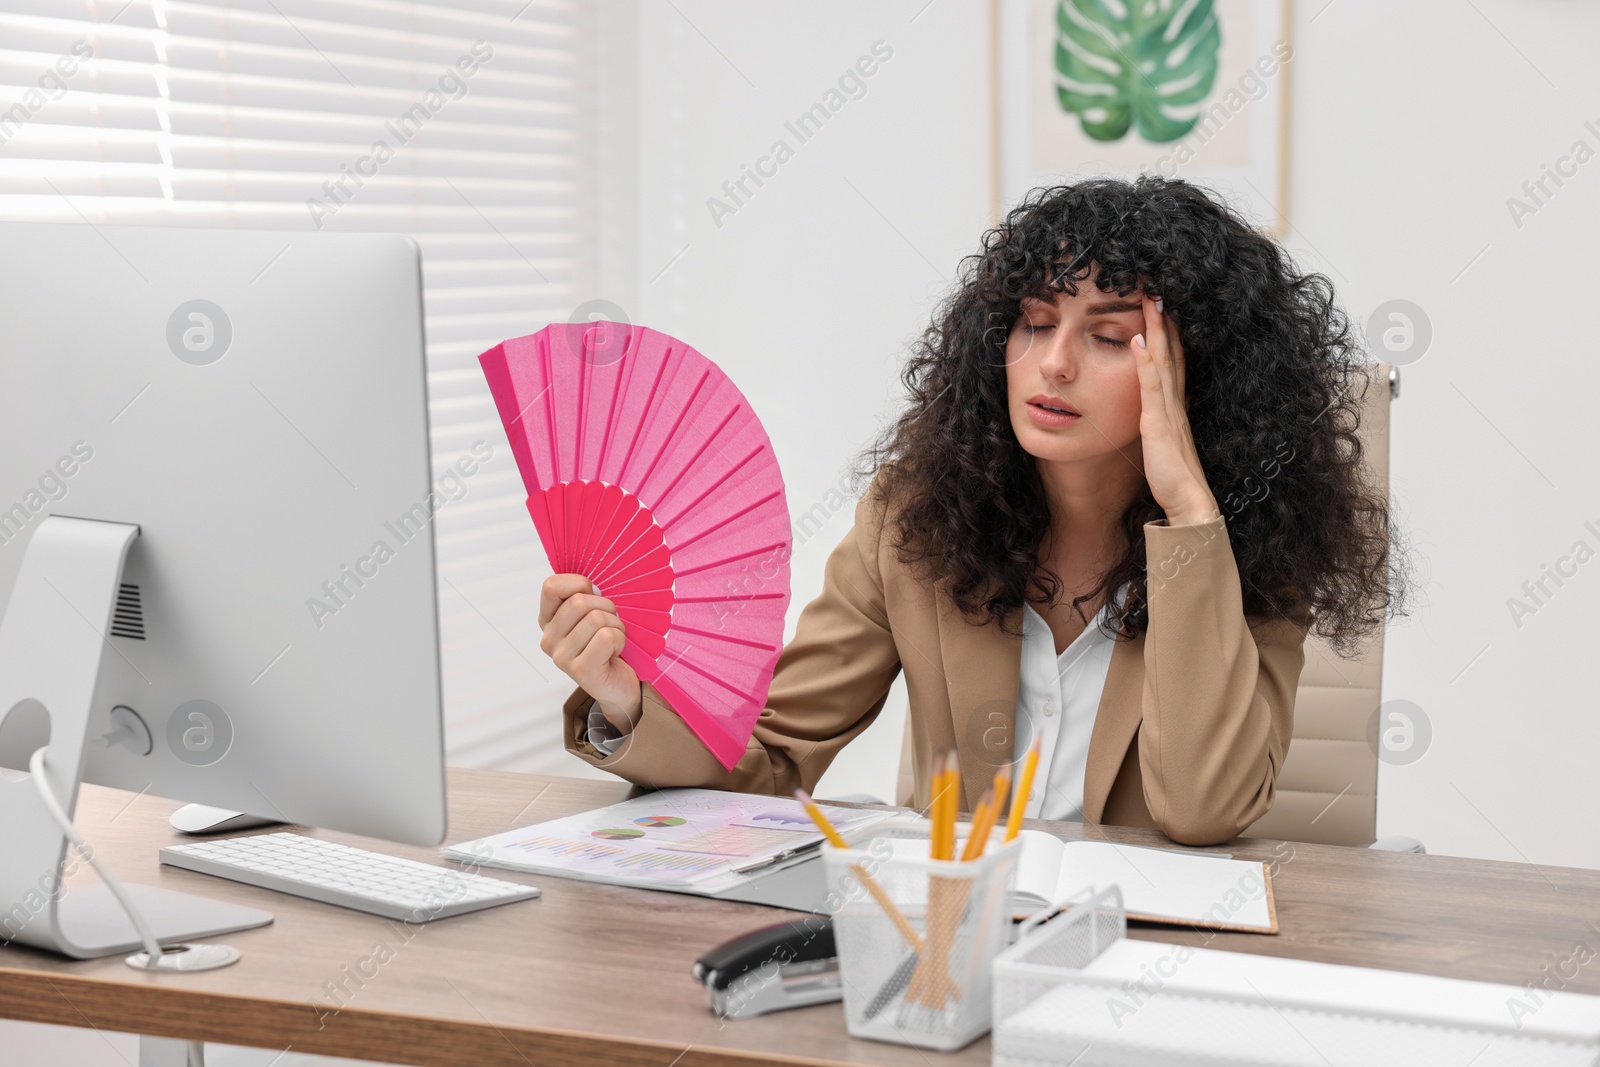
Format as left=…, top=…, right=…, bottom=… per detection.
left=1242, top=362, right=1390, bottom=846
left=894, top=364, right=1393, bottom=846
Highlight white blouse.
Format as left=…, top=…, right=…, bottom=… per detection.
left=1015, top=601, right=1116, bottom=822
left=586, top=601, right=1120, bottom=820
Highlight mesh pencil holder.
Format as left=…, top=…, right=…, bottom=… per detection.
left=821, top=823, right=1021, bottom=1051
left=993, top=886, right=1600, bottom=1067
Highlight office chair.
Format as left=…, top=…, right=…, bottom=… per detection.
left=1243, top=362, right=1419, bottom=850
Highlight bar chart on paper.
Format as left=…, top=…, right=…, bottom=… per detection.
left=614, top=851, right=727, bottom=875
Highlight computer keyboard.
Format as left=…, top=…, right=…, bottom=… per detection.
left=160, top=831, right=540, bottom=921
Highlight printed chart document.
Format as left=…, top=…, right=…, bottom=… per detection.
left=1010, top=832, right=1277, bottom=933
left=443, top=788, right=896, bottom=897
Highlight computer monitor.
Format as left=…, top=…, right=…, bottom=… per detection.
left=0, top=222, right=448, bottom=957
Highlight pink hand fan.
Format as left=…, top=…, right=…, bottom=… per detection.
left=478, top=322, right=792, bottom=770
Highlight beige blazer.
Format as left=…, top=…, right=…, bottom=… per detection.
left=562, top=485, right=1310, bottom=846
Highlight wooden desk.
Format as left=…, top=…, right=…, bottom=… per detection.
left=2, top=769, right=1598, bottom=1067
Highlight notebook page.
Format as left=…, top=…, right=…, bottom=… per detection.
left=1010, top=829, right=1068, bottom=909
left=1055, top=840, right=1272, bottom=931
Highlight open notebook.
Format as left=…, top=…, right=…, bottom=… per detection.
left=1009, top=831, right=1277, bottom=933
left=867, top=828, right=1276, bottom=933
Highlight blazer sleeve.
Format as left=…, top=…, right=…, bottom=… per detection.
left=559, top=488, right=904, bottom=794
left=1138, top=515, right=1310, bottom=845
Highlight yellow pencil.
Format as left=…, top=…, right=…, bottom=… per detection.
left=793, top=788, right=925, bottom=953
left=928, top=752, right=948, bottom=859
left=794, top=787, right=850, bottom=849
left=992, top=770, right=1012, bottom=820
left=940, top=755, right=953, bottom=863
left=968, top=771, right=1010, bottom=860
left=1005, top=738, right=1041, bottom=842
left=928, top=753, right=965, bottom=1010
left=935, top=753, right=961, bottom=861
left=959, top=787, right=995, bottom=862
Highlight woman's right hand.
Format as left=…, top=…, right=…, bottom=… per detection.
left=539, top=575, right=643, bottom=731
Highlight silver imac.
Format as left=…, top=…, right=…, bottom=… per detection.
left=0, top=222, right=446, bottom=959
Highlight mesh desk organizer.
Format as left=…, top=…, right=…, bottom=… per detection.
left=824, top=821, right=1022, bottom=1051
left=992, top=886, right=1600, bottom=1067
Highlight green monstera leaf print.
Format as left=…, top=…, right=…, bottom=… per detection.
left=1053, top=0, right=1222, bottom=143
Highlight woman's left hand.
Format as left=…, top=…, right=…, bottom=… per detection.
left=1135, top=294, right=1221, bottom=527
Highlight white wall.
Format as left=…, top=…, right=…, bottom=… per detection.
left=1290, top=3, right=1600, bottom=870
left=607, top=0, right=1600, bottom=869
left=598, top=0, right=996, bottom=803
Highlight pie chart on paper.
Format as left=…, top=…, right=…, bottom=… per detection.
left=634, top=816, right=687, bottom=828
left=590, top=828, right=646, bottom=841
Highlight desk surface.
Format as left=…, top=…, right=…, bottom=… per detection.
left=3, top=769, right=1599, bottom=1067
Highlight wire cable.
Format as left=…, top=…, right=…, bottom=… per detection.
left=28, top=746, right=164, bottom=968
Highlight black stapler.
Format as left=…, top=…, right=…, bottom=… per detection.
left=692, top=917, right=842, bottom=1018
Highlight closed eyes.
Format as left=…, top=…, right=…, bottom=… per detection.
left=1019, top=322, right=1129, bottom=348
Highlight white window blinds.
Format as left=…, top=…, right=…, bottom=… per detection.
left=0, top=0, right=597, bottom=773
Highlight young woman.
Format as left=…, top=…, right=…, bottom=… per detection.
left=538, top=176, right=1400, bottom=846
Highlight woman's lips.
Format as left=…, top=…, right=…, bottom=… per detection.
left=1026, top=399, right=1081, bottom=426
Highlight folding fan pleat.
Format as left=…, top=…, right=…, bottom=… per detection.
left=479, top=322, right=791, bottom=770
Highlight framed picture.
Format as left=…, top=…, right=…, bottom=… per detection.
left=993, top=0, right=1292, bottom=235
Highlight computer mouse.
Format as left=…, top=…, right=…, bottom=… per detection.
left=169, top=803, right=284, bottom=835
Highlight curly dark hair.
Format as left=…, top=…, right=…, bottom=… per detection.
left=853, top=176, right=1406, bottom=656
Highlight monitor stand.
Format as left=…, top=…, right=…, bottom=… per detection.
left=0, top=516, right=272, bottom=960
